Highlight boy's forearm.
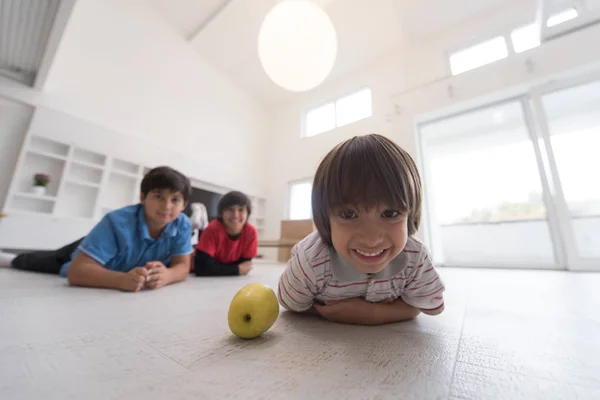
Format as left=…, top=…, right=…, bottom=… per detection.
left=165, top=262, right=189, bottom=284
left=316, top=298, right=421, bottom=326
left=373, top=299, right=421, bottom=324
left=67, top=263, right=124, bottom=290
left=348, top=299, right=420, bottom=325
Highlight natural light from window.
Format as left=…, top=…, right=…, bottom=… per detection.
left=449, top=36, right=509, bottom=75
left=305, top=103, right=336, bottom=138
left=547, top=8, right=578, bottom=27
left=289, top=181, right=312, bottom=220
left=452, top=8, right=581, bottom=73
left=335, top=88, right=372, bottom=127
left=304, top=88, right=372, bottom=137
left=511, top=24, right=540, bottom=53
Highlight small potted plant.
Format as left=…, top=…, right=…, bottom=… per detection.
left=31, top=173, right=50, bottom=195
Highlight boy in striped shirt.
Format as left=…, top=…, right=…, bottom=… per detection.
left=278, top=134, right=445, bottom=325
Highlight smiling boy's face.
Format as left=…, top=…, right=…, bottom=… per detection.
left=329, top=204, right=408, bottom=274
left=140, top=189, right=186, bottom=229
left=222, top=205, right=248, bottom=235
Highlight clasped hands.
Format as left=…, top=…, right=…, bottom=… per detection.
left=120, top=261, right=170, bottom=292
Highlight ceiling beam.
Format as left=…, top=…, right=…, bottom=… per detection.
left=34, top=0, right=78, bottom=90
left=187, top=0, right=236, bottom=43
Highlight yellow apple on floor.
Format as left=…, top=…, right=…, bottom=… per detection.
left=228, top=283, right=280, bottom=339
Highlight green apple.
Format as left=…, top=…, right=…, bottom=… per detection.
left=228, top=283, right=280, bottom=339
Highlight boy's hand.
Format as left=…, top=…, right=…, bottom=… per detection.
left=120, top=267, right=149, bottom=292
left=238, top=261, right=253, bottom=276
left=145, top=261, right=170, bottom=290
left=314, top=298, right=372, bottom=324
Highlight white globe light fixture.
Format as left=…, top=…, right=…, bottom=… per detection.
left=258, top=0, right=338, bottom=92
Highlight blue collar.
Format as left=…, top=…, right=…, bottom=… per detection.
left=137, top=204, right=178, bottom=241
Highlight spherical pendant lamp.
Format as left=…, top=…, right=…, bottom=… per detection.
left=258, top=0, right=338, bottom=92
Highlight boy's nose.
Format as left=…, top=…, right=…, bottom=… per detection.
left=357, top=224, right=384, bottom=247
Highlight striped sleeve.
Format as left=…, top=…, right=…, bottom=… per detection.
left=401, top=248, right=445, bottom=314
left=277, top=242, right=319, bottom=312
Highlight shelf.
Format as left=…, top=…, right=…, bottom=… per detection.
left=101, top=173, right=137, bottom=210
left=2, top=209, right=96, bottom=222
left=71, top=160, right=104, bottom=171
left=111, top=158, right=140, bottom=175
left=14, top=192, right=57, bottom=202
left=72, top=148, right=106, bottom=167
left=29, top=136, right=69, bottom=158
left=9, top=195, right=55, bottom=214
left=27, top=149, right=67, bottom=161
left=66, top=179, right=100, bottom=189
left=110, top=169, right=139, bottom=179
left=17, top=152, right=66, bottom=197
left=68, top=162, right=104, bottom=185
left=54, top=182, right=99, bottom=219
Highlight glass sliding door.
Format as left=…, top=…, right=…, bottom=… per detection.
left=419, top=100, right=558, bottom=268
left=538, top=79, right=600, bottom=266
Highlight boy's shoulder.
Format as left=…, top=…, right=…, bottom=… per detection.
left=102, top=204, right=141, bottom=227
left=403, top=236, right=429, bottom=257
left=294, top=231, right=330, bottom=261
left=243, top=222, right=258, bottom=236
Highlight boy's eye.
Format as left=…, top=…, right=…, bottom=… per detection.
left=382, top=210, right=402, bottom=219
left=339, top=210, right=357, bottom=219
left=171, top=197, right=181, bottom=203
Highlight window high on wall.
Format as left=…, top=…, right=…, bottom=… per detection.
left=450, top=7, right=582, bottom=75
left=449, top=36, right=509, bottom=75
left=289, top=180, right=312, bottom=220
left=304, top=88, right=372, bottom=137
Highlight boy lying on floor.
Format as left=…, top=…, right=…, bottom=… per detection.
left=278, top=134, right=445, bottom=325
left=191, top=191, right=257, bottom=277
left=2, top=166, right=193, bottom=292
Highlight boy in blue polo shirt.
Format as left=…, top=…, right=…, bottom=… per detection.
left=5, top=166, right=193, bottom=292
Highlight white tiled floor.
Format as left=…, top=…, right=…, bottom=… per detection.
left=1, top=264, right=599, bottom=399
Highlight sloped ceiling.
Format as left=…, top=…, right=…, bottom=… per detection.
left=0, top=0, right=62, bottom=85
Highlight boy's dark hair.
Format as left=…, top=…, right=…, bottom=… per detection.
left=140, top=166, right=192, bottom=202
left=312, top=133, right=422, bottom=246
left=218, top=191, right=252, bottom=218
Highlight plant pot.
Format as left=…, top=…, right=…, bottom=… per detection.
left=30, top=186, right=46, bottom=196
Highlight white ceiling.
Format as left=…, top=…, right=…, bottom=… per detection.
left=0, top=0, right=61, bottom=85
left=148, top=0, right=535, bottom=104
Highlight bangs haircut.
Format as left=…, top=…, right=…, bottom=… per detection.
left=141, top=166, right=192, bottom=202
left=312, top=133, right=423, bottom=245
left=217, top=191, right=252, bottom=219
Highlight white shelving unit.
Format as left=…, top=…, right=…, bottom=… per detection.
left=248, top=197, right=266, bottom=237
left=3, top=135, right=146, bottom=223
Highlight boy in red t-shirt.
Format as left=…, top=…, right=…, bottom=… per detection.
left=192, top=191, right=257, bottom=276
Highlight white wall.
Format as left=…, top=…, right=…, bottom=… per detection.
left=264, top=8, right=600, bottom=241
left=40, top=0, right=268, bottom=197
left=0, top=97, right=33, bottom=209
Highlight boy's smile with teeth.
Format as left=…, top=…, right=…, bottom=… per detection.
left=354, top=249, right=386, bottom=257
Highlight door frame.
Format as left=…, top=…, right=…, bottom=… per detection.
left=529, top=70, right=600, bottom=271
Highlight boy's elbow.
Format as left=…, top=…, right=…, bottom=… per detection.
left=65, top=265, right=81, bottom=286
left=420, top=303, right=445, bottom=316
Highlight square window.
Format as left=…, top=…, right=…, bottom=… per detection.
left=289, top=181, right=312, bottom=220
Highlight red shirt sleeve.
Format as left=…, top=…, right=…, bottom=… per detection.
left=196, top=224, right=218, bottom=257
left=242, top=225, right=258, bottom=259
